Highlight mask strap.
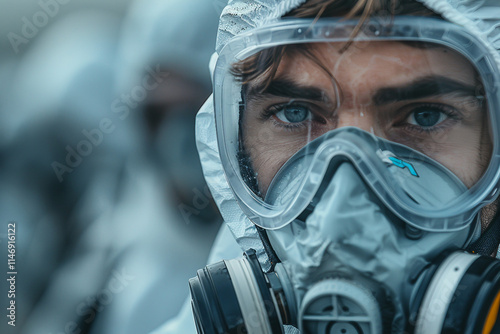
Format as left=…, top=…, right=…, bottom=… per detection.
left=467, top=210, right=500, bottom=256
left=256, top=226, right=281, bottom=271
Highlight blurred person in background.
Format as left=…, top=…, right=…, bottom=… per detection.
left=0, top=1, right=222, bottom=334
left=0, top=9, right=127, bottom=334
left=82, top=0, right=223, bottom=333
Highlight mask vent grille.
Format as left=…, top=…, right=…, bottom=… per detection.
left=298, top=279, right=382, bottom=334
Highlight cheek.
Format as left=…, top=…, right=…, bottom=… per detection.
left=249, top=140, right=305, bottom=196
left=243, top=124, right=306, bottom=196
left=440, top=120, right=492, bottom=188
left=433, top=142, right=489, bottom=188
left=251, top=148, right=290, bottom=195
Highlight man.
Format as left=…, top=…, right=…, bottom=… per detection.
left=155, top=0, right=500, bottom=333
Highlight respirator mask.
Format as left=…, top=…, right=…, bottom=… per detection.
left=190, top=17, right=500, bottom=333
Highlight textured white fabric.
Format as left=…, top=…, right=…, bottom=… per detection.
left=216, top=0, right=308, bottom=52
left=417, top=0, right=500, bottom=68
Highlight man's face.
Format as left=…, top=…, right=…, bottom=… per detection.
left=241, top=41, right=491, bottom=196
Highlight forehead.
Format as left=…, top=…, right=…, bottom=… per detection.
left=262, top=41, right=478, bottom=93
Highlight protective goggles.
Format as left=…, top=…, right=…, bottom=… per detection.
left=213, top=16, right=500, bottom=231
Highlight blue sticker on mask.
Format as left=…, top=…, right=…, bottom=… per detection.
left=388, top=156, right=419, bottom=177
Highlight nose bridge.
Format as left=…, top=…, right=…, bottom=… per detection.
left=336, top=106, right=376, bottom=133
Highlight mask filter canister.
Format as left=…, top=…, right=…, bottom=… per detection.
left=189, top=249, right=290, bottom=334
left=413, top=252, right=500, bottom=334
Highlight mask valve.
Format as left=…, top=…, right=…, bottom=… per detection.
left=405, top=224, right=424, bottom=240
left=299, top=279, right=382, bottom=334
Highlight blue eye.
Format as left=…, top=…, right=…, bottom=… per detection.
left=408, top=106, right=447, bottom=128
left=275, top=105, right=311, bottom=123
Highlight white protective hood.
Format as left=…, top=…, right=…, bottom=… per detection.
left=196, top=0, right=500, bottom=271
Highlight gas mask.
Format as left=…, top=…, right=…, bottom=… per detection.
left=190, top=17, right=500, bottom=333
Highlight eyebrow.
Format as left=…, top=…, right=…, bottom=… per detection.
left=246, top=78, right=327, bottom=102
left=245, top=75, right=479, bottom=107
left=372, top=76, right=479, bottom=106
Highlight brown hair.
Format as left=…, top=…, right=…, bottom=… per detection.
left=231, top=0, right=438, bottom=91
